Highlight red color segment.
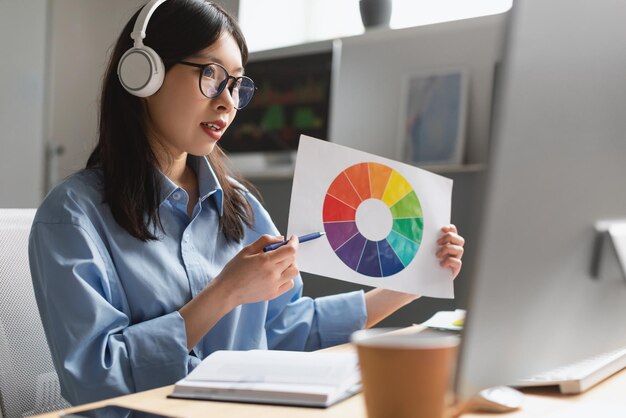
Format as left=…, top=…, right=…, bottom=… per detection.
left=323, top=194, right=357, bottom=222
left=344, top=163, right=371, bottom=200
left=326, top=172, right=362, bottom=208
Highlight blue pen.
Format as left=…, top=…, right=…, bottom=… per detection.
left=263, top=232, right=326, bottom=252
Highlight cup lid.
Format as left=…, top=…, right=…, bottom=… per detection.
left=351, top=328, right=460, bottom=349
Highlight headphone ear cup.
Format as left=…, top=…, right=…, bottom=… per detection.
left=117, top=45, right=165, bottom=97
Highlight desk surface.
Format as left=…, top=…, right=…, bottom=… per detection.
left=33, top=327, right=626, bottom=418
left=34, top=361, right=626, bottom=417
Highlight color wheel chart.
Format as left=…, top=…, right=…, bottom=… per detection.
left=322, top=162, right=423, bottom=277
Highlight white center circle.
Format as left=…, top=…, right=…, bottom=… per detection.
left=355, top=198, right=393, bottom=241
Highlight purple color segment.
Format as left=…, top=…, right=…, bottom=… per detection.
left=324, top=221, right=359, bottom=250
left=378, top=239, right=405, bottom=276
left=357, top=240, right=382, bottom=277
left=335, top=233, right=367, bottom=270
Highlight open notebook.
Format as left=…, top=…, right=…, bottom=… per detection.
left=169, top=350, right=362, bottom=408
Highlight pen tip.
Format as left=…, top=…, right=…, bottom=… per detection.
left=319, top=232, right=326, bottom=236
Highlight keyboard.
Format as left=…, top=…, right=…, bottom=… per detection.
left=514, top=347, right=626, bottom=394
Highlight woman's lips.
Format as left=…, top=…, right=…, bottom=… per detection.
left=200, top=122, right=224, bottom=140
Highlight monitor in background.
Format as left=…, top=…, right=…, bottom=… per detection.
left=220, top=47, right=333, bottom=156
left=456, top=0, right=626, bottom=401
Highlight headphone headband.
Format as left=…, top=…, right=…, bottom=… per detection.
left=130, top=0, right=168, bottom=46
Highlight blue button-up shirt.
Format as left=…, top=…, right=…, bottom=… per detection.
left=29, top=155, right=367, bottom=405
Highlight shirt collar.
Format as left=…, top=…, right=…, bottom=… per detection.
left=158, top=155, right=224, bottom=216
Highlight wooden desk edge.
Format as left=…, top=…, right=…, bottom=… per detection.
left=32, top=324, right=626, bottom=417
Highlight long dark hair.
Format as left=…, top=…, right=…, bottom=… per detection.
left=87, top=0, right=257, bottom=242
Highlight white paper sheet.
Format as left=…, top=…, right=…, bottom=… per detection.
left=287, top=136, right=454, bottom=298
left=421, top=309, right=466, bottom=330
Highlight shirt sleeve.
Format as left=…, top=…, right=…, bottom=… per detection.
left=243, top=191, right=368, bottom=351
left=266, top=284, right=367, bottom=351
left=29, top=221, right=193, bottom=405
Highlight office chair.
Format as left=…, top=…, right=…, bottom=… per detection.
left=0, top=209, right=69, bottom=418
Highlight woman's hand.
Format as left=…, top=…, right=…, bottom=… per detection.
left=437, top=224, right=465, bottom=279
left=179, top=234, right=299, bottom=350
left=216, top=234, right=300, bottom=307
left=363, top=225, right=466, bottom=328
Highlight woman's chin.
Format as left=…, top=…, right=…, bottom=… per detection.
left=190, top=142, right=218, bottom=156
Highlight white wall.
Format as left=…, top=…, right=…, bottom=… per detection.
left=0, top=1, right=48, bottom=208
left=47, top=0, right=147, bottom=184
left=219, top=0, right=239, bottom=17
left=48, top=0, right=240, bottom=185
left=331, top=13, right=507, bottom=164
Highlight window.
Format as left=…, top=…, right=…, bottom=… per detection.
left=239, top=0, right=513, bottom=52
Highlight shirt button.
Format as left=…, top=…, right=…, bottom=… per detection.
left=183, top=234, right=190, bottom=243
left=172, top=192, right=182, bottom=201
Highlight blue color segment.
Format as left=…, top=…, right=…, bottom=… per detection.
left=377, top=239, right=405, bottom=276
left=357, top=240, right=382, bottom=277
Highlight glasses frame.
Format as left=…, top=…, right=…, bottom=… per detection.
left=177, top=61, right=256, bottom=110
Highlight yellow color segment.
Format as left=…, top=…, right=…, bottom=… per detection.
left=381, top=171, right=413, bottom=207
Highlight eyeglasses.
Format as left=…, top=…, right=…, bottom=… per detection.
left=177, top=61, right=256, bottom=110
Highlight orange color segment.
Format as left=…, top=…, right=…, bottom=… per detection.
left=344, top=163, right=371, bottom=200
left=368, top=162, right=393, bottom=199
left=326, top=172, right=362, bottom=208
left=323, top=194, right=357, bottom=222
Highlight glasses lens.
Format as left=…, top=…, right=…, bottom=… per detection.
left=201, top=64, right=228, bottom=98
left=233, top=77, right=255, bottom=109
left=199, top=64, right=255, bottom=109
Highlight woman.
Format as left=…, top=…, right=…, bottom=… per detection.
left=29, top=0, right=465, bottom=405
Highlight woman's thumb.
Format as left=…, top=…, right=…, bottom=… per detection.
left=246, top=234, right=285, bottom=254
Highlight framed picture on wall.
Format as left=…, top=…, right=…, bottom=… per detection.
left=397, top=69, right=469, bottom=167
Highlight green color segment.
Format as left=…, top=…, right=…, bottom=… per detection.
left=391, top=217, right=423, bottom=243
left=387, top=230, right=420, bottom=267
left=390, top=191, right=422, bottom=218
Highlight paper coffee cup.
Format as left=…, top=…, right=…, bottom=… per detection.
left=352, top=328, right=460, bottom=418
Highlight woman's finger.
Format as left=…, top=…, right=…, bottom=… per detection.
left=247, top=234, right=284, bottom=254
left=277, top=279, right=295, bottom=295
left=280, top=263, right=299, bottom=281
left=438, top=232, right=465, bottom=246
left=437, top=244, right=464, bottom=259
left=267, top=236, right=299, bottom=264
left=440, top=257, right=462, bottom=277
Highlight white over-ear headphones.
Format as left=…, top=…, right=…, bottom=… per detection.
left=117, top=0, right=168, bottom=97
